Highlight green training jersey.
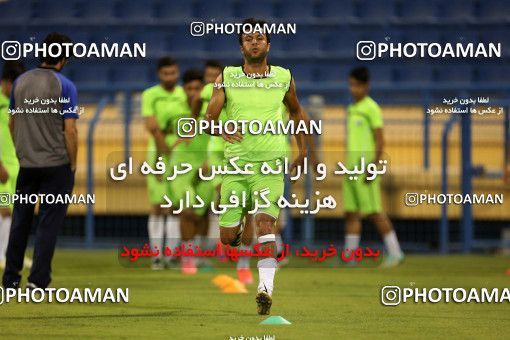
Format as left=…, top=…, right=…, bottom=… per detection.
left=141, top=84, right=188, bottom=148
left=202, top=83, right=227, bottom=156
left=346, top=96, right=383, bottom=166
left=0, top=93, right=18, bottom=165
left=222, top=65, right=291, bottom=162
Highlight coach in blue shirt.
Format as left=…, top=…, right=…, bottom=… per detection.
left=2, top=32, right=78, bottom=289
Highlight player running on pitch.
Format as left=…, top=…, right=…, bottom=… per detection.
left=343, top=66, right=404, bottom=268
left=204, top=18, right=307, bottom=315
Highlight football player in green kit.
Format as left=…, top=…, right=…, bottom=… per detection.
left=0, top=61, right=32, bottom=270
left=141, top=57, right=187, bottom=270
left=204, top=18, right=308, bottom=315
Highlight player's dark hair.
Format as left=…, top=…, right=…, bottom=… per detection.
left=238, top=18, right=271, bottom=45
left=204, top=59, right=223, bottom=70
left=182, top=69, right=203, bottom=84
left=40, top=32, right=72, bottom=65
left=349, top=67, right=370, bottom=83
left=157, top=56, right=177, bottom=70
left=1, top=60, right=26, bottom=82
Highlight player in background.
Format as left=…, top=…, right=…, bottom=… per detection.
left=343, top=66, right=404, bottom=268
left=0, top=61, right=30, bottom=270
left=141, top=57, right=186, bottom=270
left=205, top=18, right=307, bottom=314
left=170, top=69, right=215, bottom=274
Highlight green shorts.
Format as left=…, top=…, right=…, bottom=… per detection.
left=342, top=176, right=382, bottom=215
left=0, top=162, right=19, bottom=210
left=145, top=135, right=178, bottom=205
left=219, top=158, right=284, bottom=227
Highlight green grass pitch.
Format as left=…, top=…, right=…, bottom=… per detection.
left=0, top=250, right=509, bottom=339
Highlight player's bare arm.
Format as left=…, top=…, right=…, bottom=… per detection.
left=283, top=78, right=307, bottom=173
left=144, top=116, right=169, bottom=156
left=64, top=118, right=78, bottom=172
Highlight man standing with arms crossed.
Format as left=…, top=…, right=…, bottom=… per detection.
left=205, top=18, right=307, bottom=315
left=3, top=33, right=78, bottom=289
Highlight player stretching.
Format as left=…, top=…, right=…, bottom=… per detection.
left=205, top=18, right=307, bottom=315
left=343, top=67, right=404, bottom=268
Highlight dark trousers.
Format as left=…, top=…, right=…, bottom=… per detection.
left=2, top=164, right=75, bottom=288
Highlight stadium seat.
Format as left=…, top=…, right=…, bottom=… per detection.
left=111, top=64, right=151, bottom=84
left=393, top=0, right=438, bottom=24
left=131, top=30, right=169, bottom=58
left=476, top=0, right=510, bottom=24
left=32, top=0, right=79, bottom=21
left=0, top=0, right=33, bottom=23
left=90, top=29, right=132, bottom=45
left=157, top=1, right=195, bottom=21
left=79, top=0, right=118, bottom=22
left=283, top=27, right=321, bottom=56
left=356, top=0, right=397, bottom=25
left=117, top=0, right=157, bottom=22
left=322, top=30, right=359, bottom=57
left=370, top=65, right=395, bottom=85
left=167, top=27, right=206, bottom=55
left=435, top=64, right=473, bottom=83
left=395, top=64, right=435, bottom=84
left=314, top=63, right=351, bottom=82
left=234, top=0, right=276, bottom=20
left=316, top=0, right=356, bottom=23
left=195, top=0, right=236, bottom=20
left=73, top=64, right=111, bottom=86
left=288, top=62, right=315, bottom=83
left=437, top=0, right=475, bottom=24
left=475, top=64, right=509, bottom=83
left=276, top=0, right=317, bottom=22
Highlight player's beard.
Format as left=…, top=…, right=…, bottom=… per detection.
left=245, top=49, right=269, bottom=64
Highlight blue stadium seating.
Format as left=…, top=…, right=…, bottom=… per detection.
left=435, top=65, right=473, bottom=83
left=316, top=0, right=356, bottom=22
left=356, top=0, right=397, bottom=25
left=1, top=0, right=508, bottom=97
left=276, top=0, right=317, bottom=22
left=437, top=0, right=475, bottom=24
left=476, top=0, right=510, bottom=24
left=394, top=0, right=438, bottom=24
left=117, top=1, right=157, bottom=22
left=157, top=1, right=195, bottom=21
left=235, top=0, right=276, bottom=20
left=195, top=0, right=236, bottom=20
left=79, top=0, right=117, bottom=22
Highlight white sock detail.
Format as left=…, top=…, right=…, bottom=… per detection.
left=0, top=216, right=11, bottom=261
left=258, top=234, right=275, bottom=243
left=165, top=215, right=180, bottom=251
left=208, top=213, right=220, bottom=241
left=148, top=214, right=164, bottom=258
left=275, top=233, right=283, bottom=254
left=344, top=234, right=360, bottom=257
left=383, top=230, right=403, bottom=257
left=257, top=257, right=277, bottom=296
left=237, top=243, right=252, bottom=269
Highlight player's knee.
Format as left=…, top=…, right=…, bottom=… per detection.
left=254, top=213, right=275, bottom=236
left=219, top=226, right=238, bottom=245
left=345, top=212, right=360, bottom=222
